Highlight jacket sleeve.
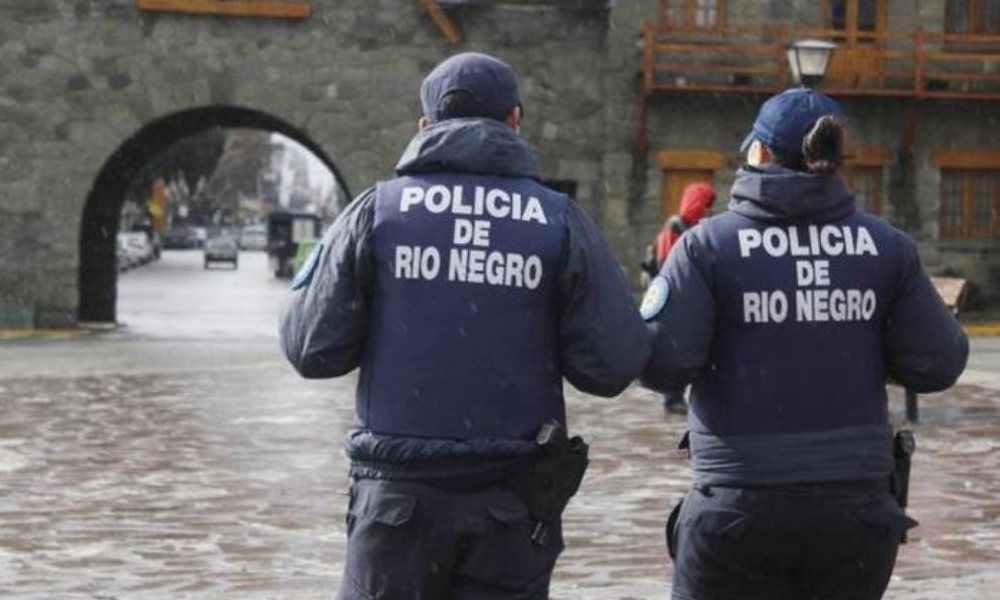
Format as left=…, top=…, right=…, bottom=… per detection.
left=279, top=189, right=375, bottom=379
left=883, top=233, right=969, bottom=392
left=558, top=201, right=650, bottom=397
left=640, top=228, right=715, bottom=392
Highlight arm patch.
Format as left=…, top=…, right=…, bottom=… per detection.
left=640, top=275, right=670, bottom=321
left=291, top=243, right=324, bottom=290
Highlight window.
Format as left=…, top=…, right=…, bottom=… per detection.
left=939, top=170, right=998, bottom=240
left=844, top=146, right=890, bottom=215
left=945, top=0, right=1000, bottom=34
left=829, top=0, right=879, bottom=33
left=847, top=166, right=883, bottom=215
left=932, top=150, right=1000, bottom=240
left=656, top=150, right=723, bottom=219
left=660, top=0, right=721, bottom=30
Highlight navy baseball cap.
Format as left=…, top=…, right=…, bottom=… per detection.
left=420, top=52, right=521, bottom=122
left=740, top=88, right=843, bottom=159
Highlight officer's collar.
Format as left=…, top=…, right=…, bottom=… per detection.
left=395, top=118, right=540, bottom=180
left=728, top=164, right=855, bottom=223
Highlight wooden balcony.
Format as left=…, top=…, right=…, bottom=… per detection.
left=635, top=23, right=1000, bottom=154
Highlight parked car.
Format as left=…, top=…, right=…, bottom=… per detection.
left=118, top=231, right=154, bottom=267
left=163, top=227, right=197, bottom=249
left=239, top=224, right=267, bottom=251
left=116, top=234, right=131, bottom=272
left=204, top=237, right=239, bottom=269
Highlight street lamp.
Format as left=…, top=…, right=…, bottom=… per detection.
left=787, top=39, right=837, bottom=88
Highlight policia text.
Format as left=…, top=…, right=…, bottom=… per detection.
left=738, top=224, right=879, bottom=324
left=393, top=184, right=548, bottom=289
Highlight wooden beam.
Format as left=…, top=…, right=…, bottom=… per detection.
left=137, top=0, right=311, bottom=20
left=418, top=0, right=462, bottom=46
left=656, top=150, right=726, bottom=170
left=846, top=144, right=895, bottom=166
left=930, top=149, right=1000, bottom=170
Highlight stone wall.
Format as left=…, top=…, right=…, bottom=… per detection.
left=0, top=0, right=997, bottom=327
left=0, top=0, right=639, bottom=327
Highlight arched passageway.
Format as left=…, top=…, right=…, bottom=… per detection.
left=78, top=106, right=350, bottom=323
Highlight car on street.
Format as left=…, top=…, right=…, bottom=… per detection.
left=204, top=237, right=239, bottom=269
left=118, top=231, right=154, bottom=268
left=116, top=234, right=132, bottom=272
left=239, top=224, right=267, bottom=251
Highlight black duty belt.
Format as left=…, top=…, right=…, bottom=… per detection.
left=710, top=479, right=891, bottom=494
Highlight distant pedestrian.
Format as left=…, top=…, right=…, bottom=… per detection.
left=641, top=87, right=968, bottom=599
left=649, top=182, right=715, bottom=414
left=280, top=52, right=648, bottom=599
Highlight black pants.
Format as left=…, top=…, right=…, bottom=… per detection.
left=338, top=479, right=564, bottom=600
left=667, top=484, right=915, bottom=600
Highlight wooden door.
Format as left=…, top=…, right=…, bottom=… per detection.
left=661, top=169, right=714, bottom=219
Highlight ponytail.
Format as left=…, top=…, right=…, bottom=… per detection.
left=801, top=115, right=844, bottom=176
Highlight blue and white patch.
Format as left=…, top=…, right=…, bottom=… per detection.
left=640, top=275, right=670, bottom=321
left=291, top=243, right=324, bottom=290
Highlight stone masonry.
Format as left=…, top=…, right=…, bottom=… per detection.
left=0, top=0, right=997, bottom=327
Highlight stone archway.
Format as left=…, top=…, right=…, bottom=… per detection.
left=78, top=105, right=350, bottom=324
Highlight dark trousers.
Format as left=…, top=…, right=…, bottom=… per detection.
left=667, top=484, right=914, bottom=600
left=338, top=479, right=564, bottom=600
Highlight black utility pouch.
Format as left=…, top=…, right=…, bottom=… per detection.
left=891, top=429, right=916, bottom=543
left=507, top=420, right=590, bottom=546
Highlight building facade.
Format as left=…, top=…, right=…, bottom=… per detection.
left=0, top=0, right=996, bottom=327
left=635, top=0, right=1000, bottom=305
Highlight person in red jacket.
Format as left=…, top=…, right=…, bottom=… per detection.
left=655, top=182, right=716, bottom=267
left=651, top=182, right=716, bottom=413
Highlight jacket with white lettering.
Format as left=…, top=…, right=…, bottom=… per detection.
left=280, top=118, right=649, bottom=484
left=642, top=164, right=968, bottom=485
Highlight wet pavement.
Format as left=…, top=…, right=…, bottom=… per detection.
left=1, top=250, right=997, bottom=598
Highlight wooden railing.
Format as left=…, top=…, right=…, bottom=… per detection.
left=635, top=22, right=1000, bottom=154
left=136, top=0, right=311, bottom=19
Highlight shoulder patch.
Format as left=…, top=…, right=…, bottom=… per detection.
left=291, top=243, right=324, bottom=290
left=640, top=275, right=670, bottom=321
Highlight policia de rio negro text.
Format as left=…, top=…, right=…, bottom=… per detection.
left=280, top=52, right=649, bottom=599
left=641, top=88, right=969, bottom=600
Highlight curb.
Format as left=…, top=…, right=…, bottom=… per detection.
left=963, top=323, right=1000, bottom=337
left=0, top=328, right=89, bottom=340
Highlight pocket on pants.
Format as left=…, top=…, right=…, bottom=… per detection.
left=456, top=495, right=564, bottom=594
left=341, top=489, right=420, bottom=599
left=851, top=496, right=918, bottom=539
left=666, top=497, right=684, bottom=560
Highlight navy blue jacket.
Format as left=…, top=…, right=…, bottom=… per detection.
left=281, top=118, right=649, bottom=482
left=643, top=164, right=968, bottom=485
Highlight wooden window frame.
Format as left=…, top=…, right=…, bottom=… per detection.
left=945, top=0, right=1000, bottom=35
left=655, top=149, right=725, bottom=170
left=659, top=0, right=724, bottom=31
left=843, top=145, right=892, bottom=216
left=823, top=0, right=887, bottom=43
left=932, top=150, right=1000, bottom=240
left=656, top=150, right=723, bottom=220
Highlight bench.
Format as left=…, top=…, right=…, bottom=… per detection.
left=903, top=276, right=968, bottom=422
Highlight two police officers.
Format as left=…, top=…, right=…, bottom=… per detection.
left=280, top=52, right=648, bottom=599
left=642, top=88, right=969, bottom=599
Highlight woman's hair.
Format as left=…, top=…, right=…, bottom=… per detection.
left=770, top=115, right=845, bottom=175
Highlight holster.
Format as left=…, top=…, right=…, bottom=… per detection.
left=506, top=420, right=590, bottom=546
left=890, top=429, right=916, bottom=543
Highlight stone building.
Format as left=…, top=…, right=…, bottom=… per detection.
left=0, top=0, right=997, bottom=327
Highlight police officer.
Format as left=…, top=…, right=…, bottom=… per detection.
left=281, top=52, right=649, bottom=599
left=641, top=88, right=969, bottom=599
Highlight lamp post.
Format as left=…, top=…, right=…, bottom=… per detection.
left=787, top=39, right=837, bottom=88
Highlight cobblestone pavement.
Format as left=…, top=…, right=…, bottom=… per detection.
left=0, top=251, right=996, bottom=598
